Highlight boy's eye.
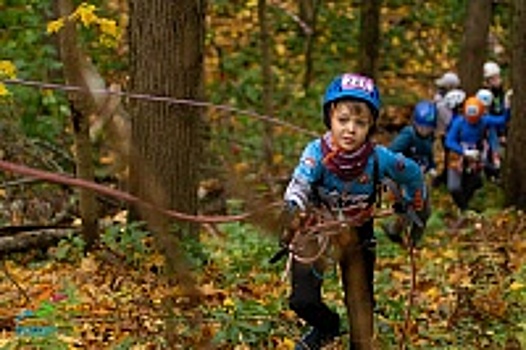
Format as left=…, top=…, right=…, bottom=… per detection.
left=337, top=114, right=351, bottom=122
left=354, top=118, right=369, bottom=127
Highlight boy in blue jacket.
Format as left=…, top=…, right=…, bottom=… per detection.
left=382, top=100, right=436, bottom=244
left=389, top=100, right=438, bottom=176
left=282, top=73, right=427, bottom=350
left=445, top=96, right=509, bottom=211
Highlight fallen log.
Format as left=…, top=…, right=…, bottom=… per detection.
left=0, top=226, right=76, bottom=254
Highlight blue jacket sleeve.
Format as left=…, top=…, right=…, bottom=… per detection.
left=283, top=140, right=323, bottom=209
left=376, top=146, right=425, bottom=203
left=484, top=113, right=509, bottom=127
left=486, top=126, right=500, bottom=151
left=389, top=126, right=413, bottom=154
left=445, top=118, right=464, bottom=155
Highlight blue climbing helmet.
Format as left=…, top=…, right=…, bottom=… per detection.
left=412, top=100, right=437, bottom=128
left=322, top=73, right=381, bottom=128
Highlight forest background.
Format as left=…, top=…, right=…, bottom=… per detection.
left=0, top=0, right=525, bottom=349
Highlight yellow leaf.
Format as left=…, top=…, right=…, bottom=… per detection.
left=0, top=60, right=16, bottom=78
left=70, top=3, right=98, bottom=27
left=47, top=18, right=65, bottom=34
left=442, top=249, right=456, bottom=259
left=276, top=337, right=295, bottom=349
left=234, top=162, right=249, bottom=173
left=509, top=281, right=524, bottom=291
left=223, top=297, right=235, bottom=308
left=0, top=83, right=9, bottom=97
left=273, top=153, right=284, bottom=165
left=391, top=36, right=401, bottom=47
left=98, top=18, right=119, bottom=38
left=425, top=286, right=440, bottom=300
left=275, top=43, right=287, bottom=56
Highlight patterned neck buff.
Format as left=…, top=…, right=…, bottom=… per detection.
left=321, top=132, right=375, bottom=182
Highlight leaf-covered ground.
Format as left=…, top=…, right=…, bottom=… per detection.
left=0, top=182, right=525, bottom=350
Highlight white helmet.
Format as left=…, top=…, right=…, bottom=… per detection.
left=476, top=89, right=494, bottom=107
left=435, top=72, right=460, bottom=88
left=483, top=61, right=501, bottom=79
left=443, top=89, right=466, bottom=110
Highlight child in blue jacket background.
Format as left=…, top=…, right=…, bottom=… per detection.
left=282, top=73, right=427, bottom=350
left=445, top=96, right=509, bottom=211
left=389, top=100, right=438, bottom=176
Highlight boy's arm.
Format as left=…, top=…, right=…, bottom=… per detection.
left=283, top=140, right=323, bottom=210
left=445, top=118, right=464, bottom=155
left=389, top=126, right=412, bottom=154
left=484, top=112, right=510, bottom=127
left=377, top=146, right=425, bottom=205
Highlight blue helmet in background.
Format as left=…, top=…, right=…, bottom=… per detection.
left=322, top=73, right=381, bottom=128
left=412, top=100, right=437, bottom=128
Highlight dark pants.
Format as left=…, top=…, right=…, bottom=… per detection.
left=433, top=136, right=449, bottom=187
left=448, top=167, right=483, bottom=211
left=289, top=221, right=376, bottom=346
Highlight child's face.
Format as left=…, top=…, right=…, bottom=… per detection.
left=329, top=101, right=372, bottom=152
left=415, top=125, right=434, bottom=137
left=486, top=75, right=502, bottom=89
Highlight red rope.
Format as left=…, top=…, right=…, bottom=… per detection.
left=0, top=160, right=279, bottom=224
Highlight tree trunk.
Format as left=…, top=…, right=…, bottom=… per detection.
left=504, top=0, right=526, bottom=208
left=299, top=0, right=320, bottom=90
left=357, top=0, right=382, bottom=79
left=128, top=1, right=205, bottom=344
left=458, top=0, right=492, bottom=95
left=55, top=0, right=99, bottom=250
left=258, top=0, right=274, bottom=171
left=129, top=0, right=204, bottom=234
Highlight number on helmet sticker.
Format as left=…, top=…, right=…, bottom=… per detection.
left=341, top=74, right=374, bottom=93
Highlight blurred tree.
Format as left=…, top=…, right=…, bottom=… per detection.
left=299, top=0, right=320, bottom=90
left=358, top=0, right=381, bottom=79
left=258, top=0, right=274, bottom=172
left=55, top=0, right=99, bottom=249
left=504, top=0, right=526, bottom=208
left=458, top=0, right=492, bottom=95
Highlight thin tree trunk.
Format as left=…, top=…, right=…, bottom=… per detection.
left=299, top=0, right=320, bottom=90
left=504, top=0, right=526, bottom=208
left=259, top=0, right=274, bottom=171
left=358, top=0, right=381, bottom=79
left=55, top=0, right=98, bottom=250
left=458, top=0, right=492, bottom=95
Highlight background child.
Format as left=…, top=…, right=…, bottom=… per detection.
left=433, top=71, right=461, bottom=103
left=383, top=100, right=436, bottom=244
left=483, top=61, right=509, bottom=145
left=445, top=96, right=509, bottom=212
left=433, top=89, right=466, bottom=187
left=389, top=100, right=438, bottom=176
left=282, top=73, right=427, bottom=349
left=475, top=89, right=501, bottom=181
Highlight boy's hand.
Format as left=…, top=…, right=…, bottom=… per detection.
left=411, top=189, right=424, bottom=212
left=427, top=168, right=437, bottom=178
left=463, top=149, right=480, bottom=160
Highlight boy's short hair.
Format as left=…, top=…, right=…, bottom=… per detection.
left=330, top=100, right=373, bottom=120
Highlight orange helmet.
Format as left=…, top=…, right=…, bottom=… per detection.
left=463, top=96, right=485, bottom=124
